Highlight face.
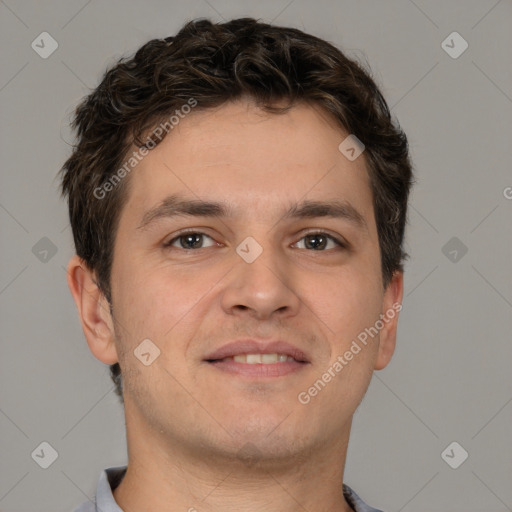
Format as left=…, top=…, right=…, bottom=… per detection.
left=71, top=99, right=402, bottom=465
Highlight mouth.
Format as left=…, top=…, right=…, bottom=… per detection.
left=209, top=353, right=301, bottom=364
left=203, top=340, right=310, bottom=378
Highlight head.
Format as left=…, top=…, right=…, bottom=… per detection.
left=60, top=18, right=413, bottom=464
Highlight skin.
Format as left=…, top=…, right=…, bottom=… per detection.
left=67, top=98, right=403, bottom=512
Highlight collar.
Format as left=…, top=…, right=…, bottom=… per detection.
left=80, top=466, right=383, bottom=512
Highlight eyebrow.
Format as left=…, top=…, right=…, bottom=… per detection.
left=137, top=194, right=368, bottom=233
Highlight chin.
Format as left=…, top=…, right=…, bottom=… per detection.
left=224, top=418, right=312, bottom=457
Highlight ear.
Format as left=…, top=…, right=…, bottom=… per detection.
left=66, top=255, right=119, bottom=365
left=374, top=270, right=403, bottom=370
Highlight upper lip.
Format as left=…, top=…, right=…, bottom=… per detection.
left=204, top=340, right=310, bottom=363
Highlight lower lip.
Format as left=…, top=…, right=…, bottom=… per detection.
left=206, top=360, right=308, bottom=377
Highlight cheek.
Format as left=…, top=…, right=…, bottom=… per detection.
left=311, top=266, right=383, bottom=339
left=112, top=259, right=224, bottom=344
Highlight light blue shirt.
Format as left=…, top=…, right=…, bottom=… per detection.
left=73, top=466, right=383, bottom=512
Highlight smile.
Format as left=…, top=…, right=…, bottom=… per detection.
left=217, top=353, right=297, bottom=364
left=206, top=356, right=308, bottom=378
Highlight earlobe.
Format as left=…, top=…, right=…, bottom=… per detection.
left=374, top=271, right=404, bottom=370
left=66, top=255, right=119, bottom=365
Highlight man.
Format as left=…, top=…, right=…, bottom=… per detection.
left=60, top=17, right=413, bottom=512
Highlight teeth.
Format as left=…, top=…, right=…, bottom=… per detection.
left=229, top=353, right=295, bottom=364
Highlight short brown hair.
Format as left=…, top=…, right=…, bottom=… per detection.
left=59, top=17, right=414, bottom=402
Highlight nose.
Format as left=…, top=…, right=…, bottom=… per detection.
left=220, top=241, right=301, bottom=321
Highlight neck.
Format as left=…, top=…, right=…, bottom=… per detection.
left=113, top=412, right=354, bottom=512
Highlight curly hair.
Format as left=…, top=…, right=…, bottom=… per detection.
left=59, top=17, right=414, bottom=403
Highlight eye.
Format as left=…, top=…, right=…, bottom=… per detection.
left=164, top=231, right=217, bottom=250
left=163, top=230, right=345, bottom=252
left=294, top=232, right=345, bottom=251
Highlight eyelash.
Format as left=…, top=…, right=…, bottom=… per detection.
left=163, top=229, right=347, bottom=251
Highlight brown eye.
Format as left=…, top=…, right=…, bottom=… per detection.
left=295, top=233, right=344, bottom=251
left=165, top=232, right=216, bottom=250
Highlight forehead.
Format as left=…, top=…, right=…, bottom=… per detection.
left=120, top=100, right=374, bottom=229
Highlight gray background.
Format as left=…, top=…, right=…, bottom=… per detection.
left=0, top=1, right=511, bottom=511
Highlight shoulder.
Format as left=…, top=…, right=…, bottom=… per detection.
left=343, top=483, right=384, bottom=512
left=71, top=500, right=96, bottom=512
